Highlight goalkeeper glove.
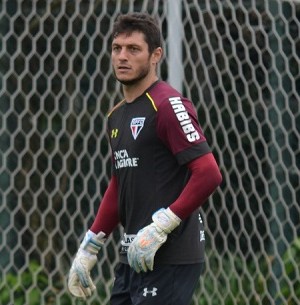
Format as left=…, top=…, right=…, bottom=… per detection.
left=68, top=230, right=106, bottom=299
left=127, top=207, right=181, bottom=273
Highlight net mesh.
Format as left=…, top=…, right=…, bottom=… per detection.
left=0, top=1, right=299, bottom=304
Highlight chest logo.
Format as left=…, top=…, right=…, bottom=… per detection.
left=130, top=117, right=145, bottom=140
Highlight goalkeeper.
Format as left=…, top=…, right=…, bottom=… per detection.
left=68, top=12, right=222, bottom=305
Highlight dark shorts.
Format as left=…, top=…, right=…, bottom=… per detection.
left=110, top=262, right=204, bottom=305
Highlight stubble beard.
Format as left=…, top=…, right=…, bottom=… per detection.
left=114, top=64, right=151, bottom=86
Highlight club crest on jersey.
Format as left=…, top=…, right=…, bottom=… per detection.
left=130, top=117, right=145, bottom=140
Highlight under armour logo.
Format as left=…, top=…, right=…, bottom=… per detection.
left=111, top=129, right=118, bottom=138
left=143, top=287, right=158, bottom=297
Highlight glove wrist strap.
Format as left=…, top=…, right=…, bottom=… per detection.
left=80, top=230, right=106, bottom=255
left=152, top=208, right=181, bottom=234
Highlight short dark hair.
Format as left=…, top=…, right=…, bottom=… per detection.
left=112, top=13, right=162, bottom=53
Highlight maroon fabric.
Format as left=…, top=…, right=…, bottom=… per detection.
left=150, top=82, right=208, bottom=156
left=90, top=175, right=119, bottom=235
left=170, top=153, right=222, bottom=220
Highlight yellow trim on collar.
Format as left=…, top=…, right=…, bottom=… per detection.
left=146, top=93, right=157, bottom=112
left=107, top=99, right=126, bottom=117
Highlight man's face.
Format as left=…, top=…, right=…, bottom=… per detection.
left=111, top=31, right=153, bottom=86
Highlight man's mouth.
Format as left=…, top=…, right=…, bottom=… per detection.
left=117, top=66, right=131, bottom=71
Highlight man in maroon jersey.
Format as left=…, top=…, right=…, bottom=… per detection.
left=68, top=12, right=222, bottom=305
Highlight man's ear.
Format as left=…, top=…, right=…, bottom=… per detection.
left=151, top=47, right=163, bottom=64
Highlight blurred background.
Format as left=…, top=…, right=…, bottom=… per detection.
left=0, top=0, right=299, bottom=304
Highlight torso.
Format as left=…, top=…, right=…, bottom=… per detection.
left=108, top=81, right=210, bottom=264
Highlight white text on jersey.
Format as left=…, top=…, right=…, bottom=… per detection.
left=169, top=97, right=200, bottom=142
left=114, top=149, right=139, bottom=169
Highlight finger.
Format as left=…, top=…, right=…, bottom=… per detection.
left=144, top=254, right=154, bottom=272
left=69, top=285, right=87, bottom=299
left=134, top=259, right=141, bottom=273
left=139, top=256, right=148, bottom=273
left=76, top=267, right=92, bottom=288
left=128, top=247, right=142, bottom=273
left=81, top=286, right=93, bottom=298
left=131, top=252, right=141, bottom=273
left=70, top=278, right=92, bottom=298
left=68, top=273, right=87, bottom=299
left=88, top=277, right=96, bottom=292
left=127, top=246, right=137, bottom=269
left=127, top=247, right=132, bottom=265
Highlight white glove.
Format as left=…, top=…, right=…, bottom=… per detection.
left=127, top=208, right=181, bottom=273
left=68, top=230, right=106, bottom=299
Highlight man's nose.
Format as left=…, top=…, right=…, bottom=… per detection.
left=118, top=48, right=128, bottom=60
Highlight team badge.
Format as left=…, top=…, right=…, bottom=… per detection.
left=130, top=117, right=145, bottom=140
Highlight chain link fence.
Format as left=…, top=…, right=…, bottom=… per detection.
left=0, top=0, right=299, bottom=304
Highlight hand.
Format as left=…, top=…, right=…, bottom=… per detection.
left=127, top=208, right=181, bottom=273
left=68, top=230, right=106, bottom=299
left=68, top=249, right=97, bottom=298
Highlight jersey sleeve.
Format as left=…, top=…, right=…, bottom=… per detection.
left=169, top=153, right=222, bottom=219
left=90, top=175, right=119, bottom=235
left=156, top=96, right=211, bottom=165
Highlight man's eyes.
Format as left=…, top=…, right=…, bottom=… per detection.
left=112, top=46, right=140, bottom=52
left=129, top=46, right=139, bottom=51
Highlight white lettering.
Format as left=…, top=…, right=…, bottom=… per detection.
left=121, top=233, right=136, bottom=253
left=176, top=111, right=189, bottom=121
left=172, top=104, right=186, bottom=113
left=114, top=149, right=139, bottom=169
left=180, top=118, right=192, bottom=126
left=121, top=234, right=136, bottom=246
left=114, top=149, right=129, bottom=160
left=169, top=97, right=200, bottom=142
left=169, top=97, right=182, bottom=104
left=187, top=131, right=200, bottom=142
left=182, top=123, right=195, bottom=134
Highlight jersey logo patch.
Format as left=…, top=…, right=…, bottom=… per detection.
left=111, top=129, right=118, bottom=138
left=130, top=117, right=145, bottom=140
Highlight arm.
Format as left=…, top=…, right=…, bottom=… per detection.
left=90, top=175, right=119, bottom=235
left=170, top=152, right=222, bottom=219
left=68, top=175, right=119, bottom=299
left=128, top=152, right=222, bottom=273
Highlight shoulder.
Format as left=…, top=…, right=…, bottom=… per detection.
left=107, top=99, right=126, bottom=117
left=146, top=81, right=183, bottom=110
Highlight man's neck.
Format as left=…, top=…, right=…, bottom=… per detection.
left=123, top=76, right=158, bottom=103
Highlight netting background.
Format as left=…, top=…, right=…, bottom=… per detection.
left=0, top=0, right=299, bottom=304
